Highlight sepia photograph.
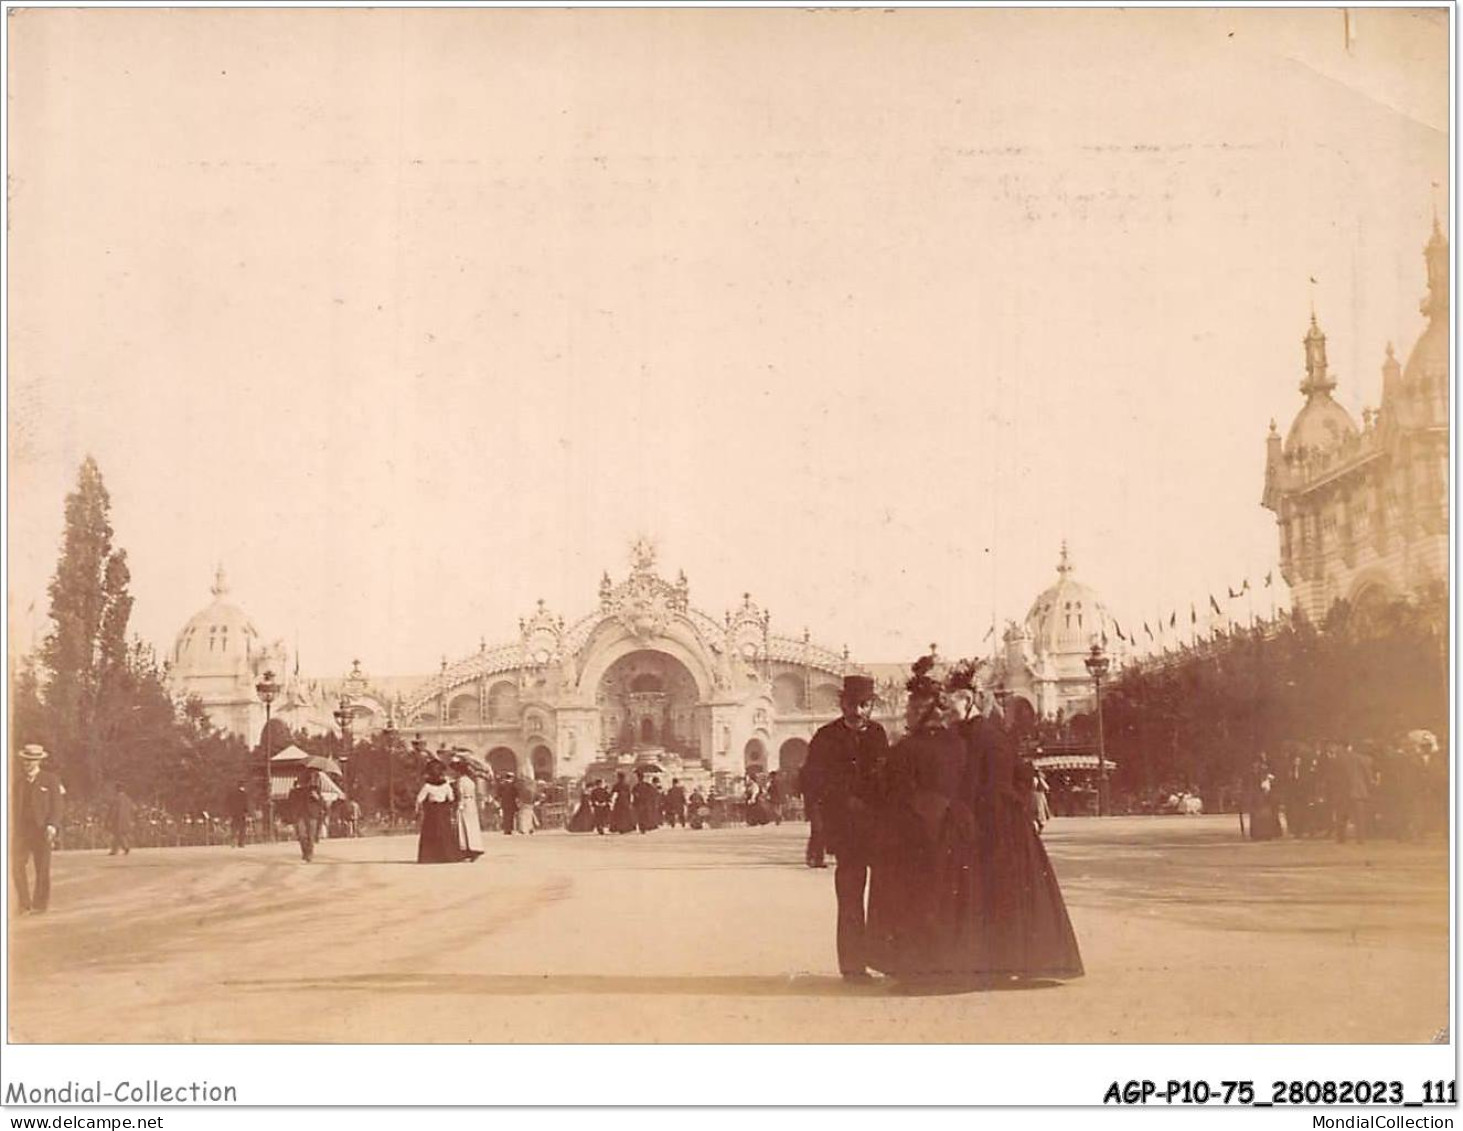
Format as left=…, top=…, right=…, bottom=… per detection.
left=3, top=1, right=1455, bottom=1112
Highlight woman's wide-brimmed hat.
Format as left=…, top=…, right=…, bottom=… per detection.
left=17, top=744, right=48, bottom=762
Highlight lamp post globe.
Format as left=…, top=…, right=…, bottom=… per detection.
left=1084, top=643, right=1111, bottom=816
left=255, top=669, right=281, bottom=840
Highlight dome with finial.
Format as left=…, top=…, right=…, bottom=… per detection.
left=1396, top=219, right=1449, bottom=427
left=1023, top=543, right=1117, bottom=658
left=171, top=565, right=264, bottom=679
left=1284, top=311, right=1358, bottom=459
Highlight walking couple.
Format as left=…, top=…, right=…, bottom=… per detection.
left=801, top=665, right=1082, bottom=987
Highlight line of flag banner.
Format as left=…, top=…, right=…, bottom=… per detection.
left=981, top=571, right=1278, bottom=646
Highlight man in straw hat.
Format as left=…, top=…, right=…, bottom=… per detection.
left=11, top=745, right=63, bottom=914
left=802, top=674, right=889, bottom=981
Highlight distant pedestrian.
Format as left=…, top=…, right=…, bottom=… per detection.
left=106, top=782, right=135, bottom=856
left=514, top=775, right=538, bottom=835
left=765, top=771, right=785, bottom=825
left=226, top=782, right=250, bottom=847
left=11, top=745, right=62, bottom=914
left=631, top=769, right=658, bottom=834
left=1332, top=745, right=1374, bottom=844
left=610, top=772, right=636, bottom=834
left=687, top=787, right=709, bottom=830
left=589, top=779, right=612, bottom=834
left=663, top=778, right=687, bottom=828
left=497, top=773, right=520, bottom=835
left=287, top=768, right=326, bottom=862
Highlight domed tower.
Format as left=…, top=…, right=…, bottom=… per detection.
left=1262, top=221, right=1448, bottom=621
left=1283, top=313, right=1360, bottom=461
left=1005, top=543, right=1122, bottom=719
left=170, top=566, right=282, bottom=739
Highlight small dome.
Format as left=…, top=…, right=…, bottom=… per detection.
left=1023, top=544, right=1115, bottom=657
left=1284, top=394, right=1358, bottom=459
left=172, top=566, right=263, bottom=678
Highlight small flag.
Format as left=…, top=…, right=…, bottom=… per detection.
left=1209, top=594, right=1222, bottom=615
left=1169, top=611, right=1177, bottom=628
left=1227, top=586, right=1239, bottom=600
left=1143, top=622, right=1153, bottom=639
left=1264, top=571, right=1273, bottom=588
left=1114, top=620, right=1126, bottom=641
left=1242, top=578, right=1251, bottom=592
left=1190, top=604, right=1197, bottom=625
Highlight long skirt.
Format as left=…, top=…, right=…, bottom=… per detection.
left=611, top=798, right=636, bottom=833
left=418, top=801, right=461, bottom=863
left=515, top=805, right=537, bottom=835
left=1031, top=790, right=1051, bottom=829
left=566, top=801, right=595, bottom=832
left=962, top=793, right=1083, bottom=980
left=456, top=802, right=485, bottom=856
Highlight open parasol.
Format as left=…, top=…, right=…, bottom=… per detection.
left=449, top=750, right=491, bottom=774
left=300, top=755, right=343, bottom=777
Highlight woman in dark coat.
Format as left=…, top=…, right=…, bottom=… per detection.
left=610, top=771, right=637, bottom=834
left=415, top=759, right=461, bottom=863
left=867, top=663, right=973, bottom=980
left=958, top=694, right=1083, bottom=982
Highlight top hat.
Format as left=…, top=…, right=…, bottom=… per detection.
left=17, top=744, right=47, bottom=762
left=840, top=675, right=876, bottom=703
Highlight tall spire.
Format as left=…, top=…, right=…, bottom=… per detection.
left=1057, top=540, right=1073, bottom=576
left=210, top=563, right=229, bottom=598
left=1423, top=218, right=1448, bottom=321
left=1300, top=312, right=1336, bottom=397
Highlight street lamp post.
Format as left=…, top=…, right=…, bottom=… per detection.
left=333, top=697, right=354, bottom=798
left=383, top=717, right=398, bottom=829
left=255, top=669, right=281, bottom=841
left=1084, top=643, right=1111, bottom=816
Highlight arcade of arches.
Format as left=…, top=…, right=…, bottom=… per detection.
left=168, top=541, right=1125, bottom=784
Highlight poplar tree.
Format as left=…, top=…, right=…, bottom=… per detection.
left=38, top=456, right=134, bottom=793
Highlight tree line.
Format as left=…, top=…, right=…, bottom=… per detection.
left=12, top=456, right=1450, bottom=818
left=1096, top=586, right=1449, bottom=798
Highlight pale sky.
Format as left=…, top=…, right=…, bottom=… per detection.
left=6, top=6, right=1451, bottom=678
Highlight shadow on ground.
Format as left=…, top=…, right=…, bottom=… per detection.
left=222, top=971, right=1067, bottom=999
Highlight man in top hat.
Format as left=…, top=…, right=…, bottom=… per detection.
left=802, top=674, right=889, bottom=981
left=12, top=745, right=64, bottom=913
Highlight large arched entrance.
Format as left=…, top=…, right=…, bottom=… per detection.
left=778, top=737, right=809, bottom=787
left=530, top=744, right=555, bottom=781
left=486, top=747, right=518, bottom=778
left=596, top=650, right=702, bottom=761
left=744, top=738, right=768, bottom=775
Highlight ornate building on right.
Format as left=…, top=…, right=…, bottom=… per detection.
left=1262, top=222, right=1450, bottom=621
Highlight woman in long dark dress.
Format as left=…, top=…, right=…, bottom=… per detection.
left=609, top=771, right=637, bottom=834
left=866, top=660, right=973, bottom=980
left=415, top=760, right=461, bottom=863
left=959, top=694, right=1083, bottom=981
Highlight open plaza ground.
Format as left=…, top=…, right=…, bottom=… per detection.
left=6, top=815, right=1449, bottom=1044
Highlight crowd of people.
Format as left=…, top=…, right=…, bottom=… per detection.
left=1243, top=734, right=1447, bottom=844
